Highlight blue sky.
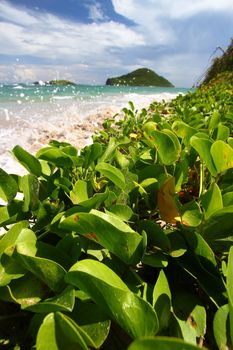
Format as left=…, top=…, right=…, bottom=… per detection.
left=0, top=0, right=232, bottom=87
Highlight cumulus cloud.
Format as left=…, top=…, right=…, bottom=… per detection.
left=0, top=0, right=232, bottom=86
left=0, top=1, right=144, bottom=61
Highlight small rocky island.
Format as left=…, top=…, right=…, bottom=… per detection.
left=106, top=68, right=174, bottom=87
left=33, top=80, right=76, bottom=86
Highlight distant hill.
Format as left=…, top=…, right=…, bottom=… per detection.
left=106, top=68, right=174, bottom=87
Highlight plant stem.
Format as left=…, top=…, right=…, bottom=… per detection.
left=199, top=162, right=204, bottom=197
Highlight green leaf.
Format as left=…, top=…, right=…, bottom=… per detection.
left=181, top=201, right=202, bottom=227
left=0, top=202, right=27, bottom=226
left=76, top=190, right=109, bottom=211
left=208, top=110, right=220, bottom=131
left=223, top=192, right=233, bottom=206
left=213, top=304, right=230, bottom=350
left=19, top=174, right=40, bottom=212
left=95, top=162, right=126, bottom=189
left=70, top=301, right=111, bottom=348
left=0, top=252, right=26, bottom=286
left=16, top=242, right=66, bottom=292
left=172, top=121, right=197, bottom=146
left=36, top=147, right=73, bottom=168
left=82, top=143, right=103, bottom=169
left=36, top=313, right=87, bottom=350
left=0, top=221, right=28, bottom=255
left=211, top=140, right=233, bottom=174
left=227, top=246, right=233, bottom=345
left=107, top=204, right=133, bottom=221
left=70, top=180, right=88, bottom=205
left=201, top=183, right=223, bottom=219
left=66, top=259, right=159, bottom=339
left=217, top=123, right=230, bottom=141
left=203, top=205, right=233, bottom=243
left=190, top=136, right=217, bottom=176
left=143, top=129, right=180, bottom=165
left=0, top=168, right=18, bottom=202
left=127, top=336, right=208, bottom=350
left=172, top=292, right=206, bottom=344
left=12, top=145, right=42, bottom=176
left=142, top=252, right=168, bottom=268
left=26, top=286, right=75, bottom=313
left=0, top=273, right=48, bottom=306
left=153, top=270, right=171, bottom=331
left=60, top=209, right=143, bottom=265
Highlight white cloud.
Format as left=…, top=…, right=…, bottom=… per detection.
left=112, top=0, right=233, bottom=20
left=0, top=0, right=232, bottom=86
left=86, top=2, right=108, bottom=22
left=111, top=0, right=233, bottom=45
left=0, top=1, right=144, bottom=59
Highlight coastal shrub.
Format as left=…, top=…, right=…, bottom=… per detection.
left=0, top=73, right=233, bottom=349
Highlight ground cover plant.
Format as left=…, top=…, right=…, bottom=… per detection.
left=0, top=71, right=233, bottom=349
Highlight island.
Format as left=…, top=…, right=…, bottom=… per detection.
left=33, top=79, right=76, bottom=86
left=106, top=68, right=174, bottom=87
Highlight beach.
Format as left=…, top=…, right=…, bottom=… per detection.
left=0, top=84, right=187, bottom=174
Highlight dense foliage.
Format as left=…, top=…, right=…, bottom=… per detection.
left=0, top=72, right=233, bottom=349
left=202, top=38, right=233, bottom=85
left=106, top=68, right=174, bottom=87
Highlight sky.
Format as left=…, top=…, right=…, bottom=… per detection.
left=0, top=0, right=232, bottom=87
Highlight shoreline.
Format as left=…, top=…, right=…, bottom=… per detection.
left=0, top=91, right=180, bottom=175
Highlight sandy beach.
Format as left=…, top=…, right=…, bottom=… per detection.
left=0, top=88, right=183, bottom=175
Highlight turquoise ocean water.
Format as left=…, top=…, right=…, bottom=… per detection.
left=0, top=83, right=189, bottom=173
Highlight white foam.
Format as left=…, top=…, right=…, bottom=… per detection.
left=0, top=91, right=179, bottom=175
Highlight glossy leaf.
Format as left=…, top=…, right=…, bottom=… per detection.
left=127, top=336, right=208, bottom=350
left=19, top=174, right=39, bottom=212
left=66, top=259, right=159, bottom=339
left=0, top=221, right=28, bottom=254
left=172, top=292, right=206, bottom=344
left=227, top=246, right=233, bottom=345
left=172, top=121, right=197, bottom=146
left=36, top=147, right=73, bottom=168
left=0, top=273, right=48, bottom=306
left=16, top=241, right=66, bottom=292
left=82, top=143, right=103, bottom=169
left=213, top=304, right=230, bottom=350
left=36, top=312, right=89, bottom=350
left=217, top=123, right=230, bottom=141
left=27, top=286, right=75, bottom=313
left=201, top=183, right=223, bottom=219
left=70, top=301, right=111, bottom=348
left=0, top=168, right=18, bottom=202
left=203, top=205, right=233, bottom=242
left=144, top=129, right=180, bottom=165
left=95, top=162, right=126, bottom=189
left=211, top=140, right=233, bottom=174
left=12, top=145, right=42, bottom=176
left=153, top=270, right=171, bottom=331
left=190, top=136, right=217, bottom=176
left=59, top=209, right=143, bottom=265
left=70, top=180, right=88, bottom=205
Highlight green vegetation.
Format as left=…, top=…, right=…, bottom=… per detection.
left=0, top=68, right=233, bottom=349
left=106, top=68, right=174, bottom=87
left=48, top=79, right=76, bottom=85
left=202, top=38, right=233, bottom=85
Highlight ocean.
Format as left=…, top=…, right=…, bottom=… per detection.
left=0, top=83, right=189, bottom=174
